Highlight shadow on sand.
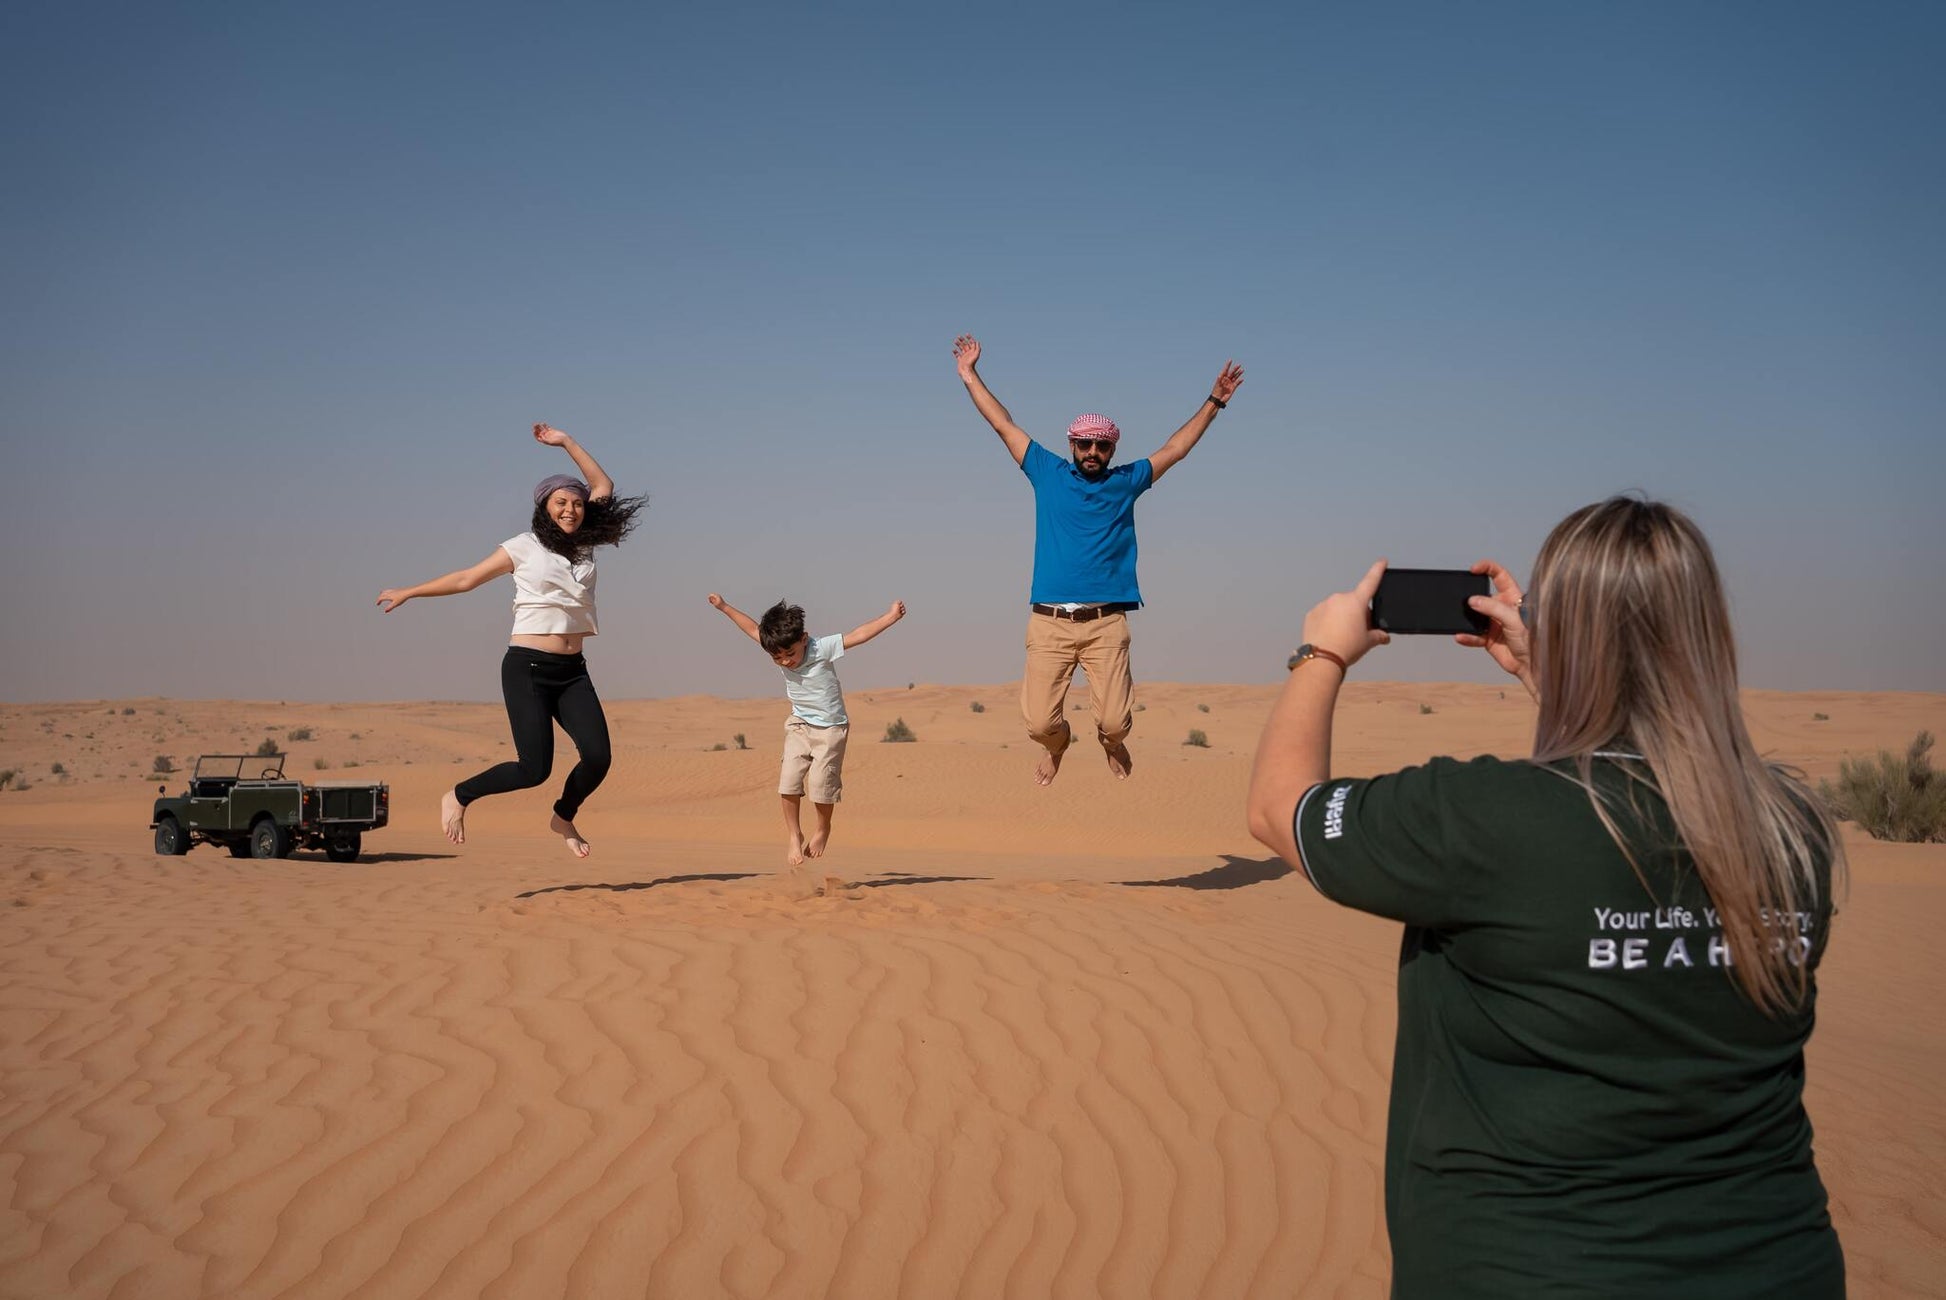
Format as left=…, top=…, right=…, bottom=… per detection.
left=517, top=869, right=989, bottom=899
left=311, top=852, right=461, bottom=864
left=514, top=859, right=1289, bottom=901
left=851, top=872, right=989, bottom=888
left=517, top=872, right=762, bottom=899
left=1116, top=854, right=1293, bottom=891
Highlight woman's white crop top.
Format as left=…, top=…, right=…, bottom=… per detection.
left=500, top=533, right=598, bottom=636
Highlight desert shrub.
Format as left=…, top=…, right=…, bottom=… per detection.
left=1197, top=703, right=1210, bottom=714
left=313, top=757, right=331, bottom=770
left=0, top=769, right=14, bottom=789
left=152, top=755, right=174, bottom=774
left=710, top=742, right=727, bottom=752
left=121, top=707, right=135, bottom=716
left=1819, top=731, right=1946, bottom=843
left=908, top=682, right=915, bottom=690
left=1813, top=712, right=1829, bottom=722
left=343, top=759, right=361, bottom=768
left=1134, top=703, right=1146, bottom=712
left=349, top=732, right=362, bottom=740
left=969, top=701, right=985, bottom=713
left=734, top=733, right=749, bottom=750
left=1420, top=703, right=1435, bottom=715
left=1185, top=729, right=1209, bottom=748
left=883, top=718, right=916, bottom=743
left=255, top=738, right=279, bottom=757
left=289, top=727, right=314, bottom=741
left=51, top=762, right=65, bottom=776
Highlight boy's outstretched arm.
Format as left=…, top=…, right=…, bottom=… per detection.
left=707, top=593, right=763, bottom=644
left=954, top=335, right=1032, bottom=466
left=1148, top=360, right=1245, bottom=482
left=843, top=600, right=907, bottom=650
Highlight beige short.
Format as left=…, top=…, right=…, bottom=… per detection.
left=779, top=716, right=848, bottom=802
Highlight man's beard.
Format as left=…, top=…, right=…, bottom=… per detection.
left=1072, top=453, right=1111, bottom=478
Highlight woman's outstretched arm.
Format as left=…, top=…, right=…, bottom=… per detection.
left=376, top=548, right=515, bottom=612
left=534, top=423, right=615, bottom=501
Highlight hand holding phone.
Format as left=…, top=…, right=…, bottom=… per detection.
left=1369, top=568, right=1493, bottom=636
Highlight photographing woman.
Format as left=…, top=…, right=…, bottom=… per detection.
left=1248, top=497, right=1845, bottom=1296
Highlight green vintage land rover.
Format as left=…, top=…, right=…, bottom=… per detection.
left=150, top=753, right=389, bottom=863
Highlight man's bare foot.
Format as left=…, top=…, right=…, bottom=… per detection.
left=549, top=813, right=592, bottom=858
left=787, top=835, right=806, bottom=866
left=1104, top=741, right=1133, bottom=780
left=440, top=790, right=466, bottom=845
left=1033, top=724, right=1072, bottom=787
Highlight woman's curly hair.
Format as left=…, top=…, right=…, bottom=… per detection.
left=531, top=493, right=647, bottom=561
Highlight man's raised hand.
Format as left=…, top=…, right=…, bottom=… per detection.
left=886, top=599, right=907, bottom=623
left=954, top=335, right=982, bottom=378
left=1212, top=361, right=1245, bottom=406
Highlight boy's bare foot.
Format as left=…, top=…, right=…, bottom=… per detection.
left=440, top=790, right=466, bottom=844
left=787, top=835, right=806, bottom=866
left=1104, top=741, right=1133, bottom=780
left=1033, top=724, right=1072, bottom=787
left=805, top=832, right=828, bottom=858
left=549, top=813, right=592, bottom=858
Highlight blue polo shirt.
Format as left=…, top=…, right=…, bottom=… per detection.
left=1020, top=440, right=1154, bottom=605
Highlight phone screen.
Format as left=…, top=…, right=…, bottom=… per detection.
left=1370, top=569, right=1493, bottom=636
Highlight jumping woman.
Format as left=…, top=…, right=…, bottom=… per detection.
left=376, top=425, right=644, bottom=857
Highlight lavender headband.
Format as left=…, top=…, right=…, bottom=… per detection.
left=533, top=474, right=591, bottom=505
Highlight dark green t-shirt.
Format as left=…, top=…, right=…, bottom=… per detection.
left=1294, top=755, right=1842, bottom=1299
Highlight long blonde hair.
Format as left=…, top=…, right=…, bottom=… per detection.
left=1529, top=497, right=1844, bottom=1015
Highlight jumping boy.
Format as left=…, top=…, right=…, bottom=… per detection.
left=706, top=593, right=907, bottom=865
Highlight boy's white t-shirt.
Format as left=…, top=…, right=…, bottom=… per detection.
left=500, top=533, right=598, bottom=636
left=779, top=633, right=847, bottom=726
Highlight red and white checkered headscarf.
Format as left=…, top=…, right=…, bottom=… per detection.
left=1067, top=413, right=1120, bottom=443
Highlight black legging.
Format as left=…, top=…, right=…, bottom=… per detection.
left=455, top=647, right=612, bottom=821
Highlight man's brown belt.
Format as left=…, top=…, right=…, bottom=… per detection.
left=1029, top=602, right=1139, bottom=622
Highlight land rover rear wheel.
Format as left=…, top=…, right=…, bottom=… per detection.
left=324, top=830, right=362, bottom=863
left=250, top=819, right=291, bottom=860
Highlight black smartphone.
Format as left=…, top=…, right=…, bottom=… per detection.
left=1369, top=568, right=1493, bottom=635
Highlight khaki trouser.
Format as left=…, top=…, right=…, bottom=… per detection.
left=1022, top=610, right=1134, bottom=753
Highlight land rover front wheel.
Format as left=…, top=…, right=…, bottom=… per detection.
left=250, top=819, right=291, bottom=860
left=325, top=831, right=362, bottom=864
left=154, top=816, right=190, bottom=856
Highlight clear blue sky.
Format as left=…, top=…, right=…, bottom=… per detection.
left=4, top=1, right=1941, bottom=701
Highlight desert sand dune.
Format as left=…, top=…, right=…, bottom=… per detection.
left=1, top=685, right=1941, bottom=1297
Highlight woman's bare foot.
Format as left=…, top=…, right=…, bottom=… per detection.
left=786, top=835, right=806, bottom=866
left=1104, top=741, right=1134, bottom=780
left=549, top=813, right=592, bottom=858
left=440, top=790, right=466, bottom=844
left=1033, top=724, right=1073, bottom=787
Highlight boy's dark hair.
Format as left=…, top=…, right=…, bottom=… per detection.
left=759, top=601, right=808, bottom=656
left=531, top=493, right=648, bottom=562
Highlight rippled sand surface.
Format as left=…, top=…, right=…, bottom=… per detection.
left=3, top=685, right=1940, bottom=1297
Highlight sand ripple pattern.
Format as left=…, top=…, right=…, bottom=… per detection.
left=0, top=845, right=1402, bottom=1299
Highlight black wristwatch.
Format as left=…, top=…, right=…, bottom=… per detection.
left=1207, top=394, right=1227, bottom=410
